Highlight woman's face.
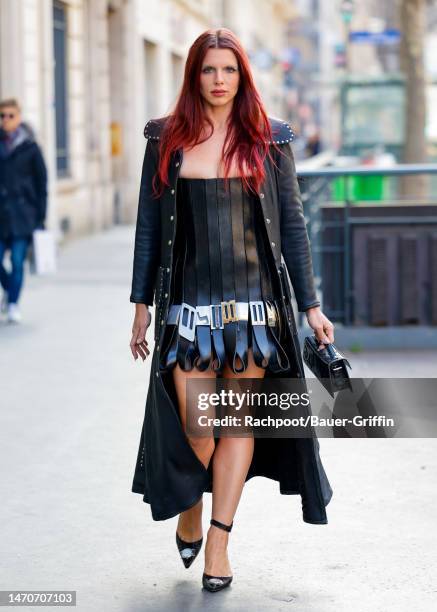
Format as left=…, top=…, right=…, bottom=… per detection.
left=199, top=48, right=240, bottom=111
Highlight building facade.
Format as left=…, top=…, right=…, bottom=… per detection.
left=0, top=0, right=295, bottom=241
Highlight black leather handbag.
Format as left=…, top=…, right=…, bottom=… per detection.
left=303, top=335, right=353, bottom=397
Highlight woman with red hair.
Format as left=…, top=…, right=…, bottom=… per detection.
left=129, top=28, right=334, bottom=593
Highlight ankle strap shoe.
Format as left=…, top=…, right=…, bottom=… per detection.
left=210, top=518, right=233, bottom=532
left=202, top=518, right=234, bottom=592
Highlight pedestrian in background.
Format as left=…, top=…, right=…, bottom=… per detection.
left=305, top=127, right=321, bottom=157
left=0, top=98, right=47, bottom=323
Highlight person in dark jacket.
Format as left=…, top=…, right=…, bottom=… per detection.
left=0, top=98, right=47, bottom=323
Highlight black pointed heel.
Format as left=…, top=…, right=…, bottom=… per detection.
left=176, top=530, right=203, bottom=569
left=202, top=518, right=234, bottom=592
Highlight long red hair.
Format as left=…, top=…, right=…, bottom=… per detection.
left=151, top=28, right=280, bottom=199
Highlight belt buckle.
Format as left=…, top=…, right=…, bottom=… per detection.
left=236, top=302, right=249, bottom=321
left=177, top=302, right=197, bottom=341
left=249, top=300, right=266, bottom=325
left=221, top=299, right=238, bottom=323
left=196, top=305, right=211, bottom=326
left=210, top=304, right=224, bottom=329
left=265, top=301, right=276, bottom=327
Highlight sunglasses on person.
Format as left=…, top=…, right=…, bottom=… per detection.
left=0, top=112, right=16, bottom=119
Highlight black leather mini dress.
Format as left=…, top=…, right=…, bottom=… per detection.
left=159, top=177, right=290, bottom=375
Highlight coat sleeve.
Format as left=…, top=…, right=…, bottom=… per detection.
left=129, top=138, right=161, bottom=306
left=32, top=144, right=48, bottom=226
left=276, top=142, right=320, bottom=312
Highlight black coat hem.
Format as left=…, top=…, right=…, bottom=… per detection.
left=132, top=471, right=330, bottom=524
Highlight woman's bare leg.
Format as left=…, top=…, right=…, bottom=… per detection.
left=204, top=347, right=267, bottom=576
left=172, top=361, right=217, bottom=541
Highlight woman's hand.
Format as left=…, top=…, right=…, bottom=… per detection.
left=130, top=304, right=152, bottom=361
left=305, top=306, right=335, bottom=350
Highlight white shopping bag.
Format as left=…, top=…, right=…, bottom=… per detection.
left=29, top=229, right=57, bottom=275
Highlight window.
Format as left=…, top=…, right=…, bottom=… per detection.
left=53, top=1, right=69, bottom=177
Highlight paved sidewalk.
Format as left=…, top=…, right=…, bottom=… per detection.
left=0, top=226, right=436, bottom=612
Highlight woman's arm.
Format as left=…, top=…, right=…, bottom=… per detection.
left=277, top=142, right=320, bottom=312
left=276, top=142, right=334, bottom=347
left=129, top=138, right=161, bottom=305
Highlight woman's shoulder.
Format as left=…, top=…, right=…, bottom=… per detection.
left=143, top=116, right=171, bottom=140
left=266, top=116, right=295, bottom=145
left=143, top=114, right=295, bottom=144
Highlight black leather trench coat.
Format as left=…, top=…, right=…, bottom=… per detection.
left=130, top=115, right=333, bottom=524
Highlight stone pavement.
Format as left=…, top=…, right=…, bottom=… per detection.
left=0, top=225, right=436, bottom=612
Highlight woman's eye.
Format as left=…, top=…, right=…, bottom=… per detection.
left=202, top=67, right=237, bottom=73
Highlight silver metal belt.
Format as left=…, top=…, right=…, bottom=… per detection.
left=165, top=299, right=277, bottom=342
